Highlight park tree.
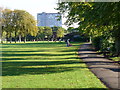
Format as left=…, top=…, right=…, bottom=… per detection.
left=2, top=9, right=14, bottom=43
left=13, top=10, right=32, bottom=42
left=56, top=2, right=120, bottom=56
left=0, top=7, right=4, bottom=43
left=56, top=27, right=65, bottom=39
left=52, top=26, right=58, bottom=41
left=17, top=10, right=38, bottom=43
left=67, top=27, right=74, bottom=33
left=36, top=26, right=45, bottom=41
left=52, top=26, right=65, bottom=41
left=1, top=8, right=38, bottom=43
left=12, top=9, right=24, bottom=43
left=44, top=26, right=52, bottom=41
left=24, top=11, right=38, bottom=42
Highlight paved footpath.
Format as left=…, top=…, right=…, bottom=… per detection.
left=78, top=43, right=120, bottom=90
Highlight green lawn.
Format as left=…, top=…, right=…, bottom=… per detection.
left=1, top=41, right=107, bottom=88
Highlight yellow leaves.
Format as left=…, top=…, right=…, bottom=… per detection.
left=84, top=2, right=92, bottom=7
left=81, top=17, right=84, bottom=21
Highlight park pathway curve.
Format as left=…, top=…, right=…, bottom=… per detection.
left=78, top=43, right=120, bottom=89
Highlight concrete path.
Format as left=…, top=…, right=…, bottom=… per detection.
left=78, top=43, right=120, bottom=89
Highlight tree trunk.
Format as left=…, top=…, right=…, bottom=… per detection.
left=51, top=38, right=54, bottom=42
left=6, top=32, right=8, bottom=43
left=39, top=37, right=42, bottom=41
left=55, top=38, right=57, bottom=42
left=19, top=35, right=21, bottom=42
left=0, top=29, right=2, bottom=43
left=89, top=36, right=92, bottom=43
left=24, top=36, right=26, bottom=43
left=0, top=38, right=3, bottom=43
left=115, top=38, right=120, bottom=56
left=9, top=33, right=12, bottom=43
left=42, top=38, right=44, bottom=41
left=0, top=37, right=3, bottom=43
left=15, top=31, right=17, bottom=43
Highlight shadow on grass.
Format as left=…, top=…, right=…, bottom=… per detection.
left=2, top=42, right=66, bottom=49
left=2, top=42, right=83, bottom=76
left=2, top=42, right=65, bottom=46
left=2, top=56, right=80, bottom=61
left=2, top=53, right=75, bottom=57
left=2, top=50, right=46, bottom=53
left=2, top=56, right=80, bottom=62
left=2, top=60, right=86, bottom=76
left=2, top=58, right=25, bottom=61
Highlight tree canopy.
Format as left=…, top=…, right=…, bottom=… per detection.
left=56, top=2, right=120, bottom=56
left=1, top=8, right=38, bottom=43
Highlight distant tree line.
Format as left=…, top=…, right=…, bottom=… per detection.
left=56, top=2, right=120, bottom=56
left=36, top=26, right=65, bottom=41
left=0, top=8, right=65, bottom=43
left=1, top=8, right=37, bottom=43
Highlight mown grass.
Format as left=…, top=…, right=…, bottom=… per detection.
left=1, top=41, right=107, bottom=88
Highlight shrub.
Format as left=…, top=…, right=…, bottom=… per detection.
left=92, top=36, right=101, bottom=50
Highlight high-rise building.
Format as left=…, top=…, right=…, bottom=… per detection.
left=37, top=12, right=62, bottom=27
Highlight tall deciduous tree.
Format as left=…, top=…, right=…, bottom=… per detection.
left=17, top=10, right=37, bottom=43
left=0, top=7, right=4, bottom=43
left=2, top=9, right=13, bottom=43
left=56, top=2, right=120, bottom=56
left=52, top=26, right=65, bottom=41
left=56, top=27, right=64, bottom=38
left=67, top=27, right=74, bottom=33
left=36, top=26, right=45, bottom=41
left=44, top=26, right=52, bottom=41
left=2, top=9, right=38, bottom=43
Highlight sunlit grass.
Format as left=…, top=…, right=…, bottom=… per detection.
left=1, top=41, right=107, bottom=88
